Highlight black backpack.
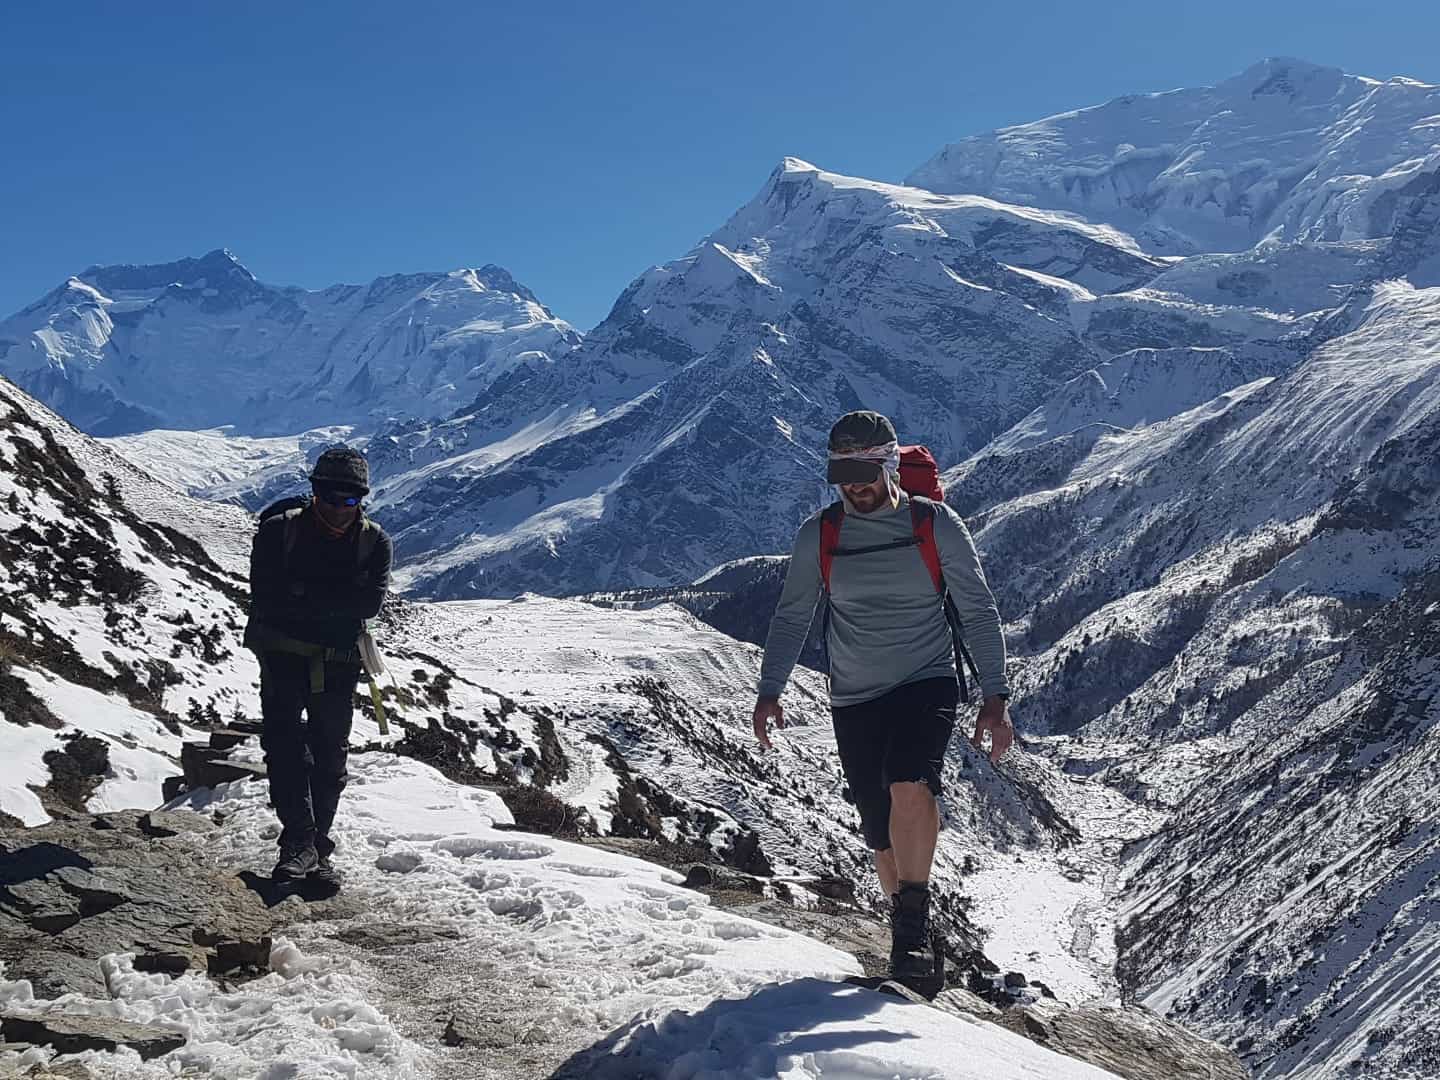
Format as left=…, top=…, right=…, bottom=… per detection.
left=258, top=495, right=380, bottom=571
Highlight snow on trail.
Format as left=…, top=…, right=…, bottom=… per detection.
left=1, top=753, right=1122, bottom=1078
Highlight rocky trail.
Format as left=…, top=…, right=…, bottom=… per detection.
left=0, top=725, right=1245, bottom=1079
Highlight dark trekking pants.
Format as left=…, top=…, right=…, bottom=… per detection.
left=257, top=651, right=360, bottom=858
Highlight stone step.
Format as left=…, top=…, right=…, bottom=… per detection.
left=179, top=743, right=267, bottom=791
left=208, top=727, right=254, bottom=751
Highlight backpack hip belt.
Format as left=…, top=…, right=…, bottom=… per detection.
left=244, top=620, right=364, bottom=693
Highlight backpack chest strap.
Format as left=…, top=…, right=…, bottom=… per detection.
left=830, top=537, right=922, bottom=558
left=817, top=500, right=943, bottom=595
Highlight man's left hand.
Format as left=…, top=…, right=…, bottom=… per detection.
left=971, top=696, right=1013, bottom=764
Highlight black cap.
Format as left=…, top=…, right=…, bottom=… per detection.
left=309, top=446, right=370, bottom=495
left=826, top=411, right=896, bottom=484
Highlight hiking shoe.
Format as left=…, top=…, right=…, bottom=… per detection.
left=888, top=884, right=940, bottom=993
left=310, top=855, right=343, bottom=892
left=272, top=845, right=318, bottom=882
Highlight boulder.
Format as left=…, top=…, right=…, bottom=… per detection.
left=0, top=1012, right=185, bottom=1060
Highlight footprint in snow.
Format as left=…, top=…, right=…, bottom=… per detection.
left=549, top=862, right=626, bottom=879
left=462, top=869, right=541, bottom=893
left=624, top=881, right=685, bottom=901
left=436, top=836, right=553, bottom=860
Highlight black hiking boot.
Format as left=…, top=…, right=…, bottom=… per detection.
left=310, top=854, right=343, bottom=893
left=272, top=844, right=318, bottom=882
left=888, top=883, right=942, bottom=996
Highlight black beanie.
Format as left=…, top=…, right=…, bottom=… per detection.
left=309, top=446, right=370, bottom=494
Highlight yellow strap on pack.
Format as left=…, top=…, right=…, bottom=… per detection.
left=367, top=676, right=389, bottom=736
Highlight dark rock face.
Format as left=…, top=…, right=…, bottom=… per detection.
left=0, top=1013, right=185, bottom=1061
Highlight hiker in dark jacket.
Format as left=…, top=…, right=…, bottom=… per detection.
left=752, top=410, right=1012, bottom=992
left=244, top=446, right=393, bottom=889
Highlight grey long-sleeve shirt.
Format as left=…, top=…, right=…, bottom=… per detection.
left=757, top=492, right=1010, bottom=707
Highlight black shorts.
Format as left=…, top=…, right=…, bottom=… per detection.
left=831, top=677, right=959, bottom=851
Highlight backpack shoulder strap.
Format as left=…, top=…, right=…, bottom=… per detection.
left=818, top=502, right=845, bottom=592
left=356, top=516, right=379, bottom=569
left=281, top=507, right=306, bottom=572
left=909, top=498, right=943, bottom=595
left=910, top=497, right=981, bottom=702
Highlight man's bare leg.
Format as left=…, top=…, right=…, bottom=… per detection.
left=874, top=847, right=899, bottom=896
left=884, top=780, right=942, bottom=988
left=889, top=780, right=940, bottom=884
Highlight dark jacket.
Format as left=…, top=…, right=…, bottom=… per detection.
left=246, top=508, right=393, bottom=651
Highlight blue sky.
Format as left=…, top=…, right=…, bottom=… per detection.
left=3, top=0, right=1438, bottom=332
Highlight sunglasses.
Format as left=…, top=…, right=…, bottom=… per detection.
left=315, top=488, right=363, bottom=508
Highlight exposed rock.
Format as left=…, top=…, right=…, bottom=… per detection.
left=799, top=875, right=856, bottom=904
left=680, top=863, right=762, bottom=896
left=179, top=742, right=267, bottom=790
left=137, top=809, right=215, bottom=839
left=0, top=1012, right=185, bottom=1061
left=0, top=810, right=357, bottom=1000
left=207, top=727, right=252, bottom=752
left=132, top=952, right=189, bottom=975
left=991, top=998, right=1247, bottom=1080
left=0, top=1053, right=96, bottom=1079
left=199, top=934, right=272, bottom=976
left=932, top=987, right=1003, bottom=1019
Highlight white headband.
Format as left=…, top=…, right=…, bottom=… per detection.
left=828, top=440, right=900, bottom=474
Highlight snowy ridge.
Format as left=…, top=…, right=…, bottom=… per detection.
left=0, top=251, right=581, bottom=436
left=100, top=425, right=355, bottom=506
left=909, top=58, right=1440, bottom=256
left=1, top=754, right=1126, bottom=1079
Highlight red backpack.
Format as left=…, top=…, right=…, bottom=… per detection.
left=818, top=445, right=981, bottom=700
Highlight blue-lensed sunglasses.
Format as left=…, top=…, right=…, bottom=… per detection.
left=316, top=487, right=363, bottom=508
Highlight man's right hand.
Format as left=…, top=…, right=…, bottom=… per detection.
left=752, top=696, right=785, bottom=750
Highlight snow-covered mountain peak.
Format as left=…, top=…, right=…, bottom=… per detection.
left=710, top=157, right=1162, bottom=295
left=908, top=59, right=1440, bottom=256
left=0, top=253, right=582, bottom=436
left=81, top=247, right=260, bottom=299
left=1223, top=56, right=1354, bottom=101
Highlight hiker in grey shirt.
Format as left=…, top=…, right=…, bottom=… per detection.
left=752, top=410, right=1012, bottom=992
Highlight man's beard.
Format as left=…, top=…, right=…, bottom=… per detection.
left=849, top=486, right=884, bottom=511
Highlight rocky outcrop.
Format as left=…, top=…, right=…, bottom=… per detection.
left=0, top=807, right=356, bottom=1001
left=990, top=999, right=1247, bottom=1080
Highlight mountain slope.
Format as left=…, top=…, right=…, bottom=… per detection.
left=938, top=274, right=1440, bottom=1076
left=367, top=158, right=1329, bottom=598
